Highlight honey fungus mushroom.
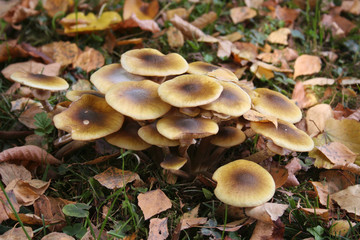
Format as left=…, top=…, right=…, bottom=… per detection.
left=53, top=94, right=124, bottom=141
left=10, top=72, right=69, bottom=112
left=187, top=61, right=238, bottom=82
left=105, top=80, right=172, bottom=120
left=120, top=48, right=189, bottom=77
left=212, top=159, right=275, bottom=207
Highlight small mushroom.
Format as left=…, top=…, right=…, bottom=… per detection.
left=251, top=88, right=302, bottom=123
left=53, top=94, right=124, bottom=141
left=158, top=74, right=223, bottom=108
left=188, top=61, right=238, bottom=82
left=121, top=48, right=189, bottom=77
left=212, top=159, right=275, bottom=207
left=160, top=154, right=188, bottom=170
left=10, top=72, right=69, bottom=112
left=105, top=80, right=172, bottom=120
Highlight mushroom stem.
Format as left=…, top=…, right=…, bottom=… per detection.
left=54, top=133, right=73, bottom=148
left=40, top=99, right=53, bottom=112
left=244, top=148, right=276, bottom=163
left=168, top=169, right=192, bottom=179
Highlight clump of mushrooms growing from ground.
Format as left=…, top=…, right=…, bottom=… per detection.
left=19, top=47, right=313, bottom=208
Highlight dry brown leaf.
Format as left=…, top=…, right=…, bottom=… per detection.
left=0, top=145, right=61, bottom=167
left=1, top=60, right=61, bottom=79
left=300, top=208, right=329, bottom=220
left=0, top=40, right=28, bottom=62
left=166, top=26, right=184, bottom=48
left=245, top=0, right=264, bottom=9
left=8, top=212, right=49, bottom=225
left=331, top=184, right=360, bottom=216
left=340, top=78, right=360, bottom=85
left=116, top=38, right=143, bottom=46
left=317, top=142, right=357, bottom=166
left=180, top=204, right=207, bottom=230
left=41, top=232, right=75, bottom=240
left=93, top=167, right=141, bottom=190
left=71, top=79, right=92, bottom=91
left=269, top=164, right=288, bottom=189
left=123, top=0, right=159, bottom=20
left=43, top=0, right=69, bottom=18
left=0, top=227, right=33, bottom=240
left=3, top=0, right=39, bottom=25
left=0, top=163, right=31, bottom=186
left=120, top=13, right=160, bottom=33
left=11, top=98, right=41, bottom=112
left=217, top=40, right=232, bottom=58
left=303, top=77, right=335, bottom=86
left=249, top=221, right=275, bottom=240
left=18, top=105, right=45, bottom=129
left=191, top=11, right=217, bottom=29
left=347, top=108, right=360, bottom=121
left=166, top=8, right=189, bottom=20
left=342, top=0, right=360, bottom=15
left=219, top=32, right=243, bottom=42
left=267, top=28, right=291, bottom=45
left=230, top=7, right=257, bottom=24
left=6, top=179, right=50, bottom=206
left=274, top=6, right=300, bottom=26
left=232, top=42, right=258, bottom=62
left=319, top=170, right=356, bottom=194
left=245, top=203, right=288, bottom=223
left=73, top=47, right=104, bottom=72
left=40, top=41, right=80, bottom=67
left=311, top=181, right=330, bottom=206
left=306, top=104, right=334, bottom=137
left=25, top=134, right=48, bottom=149
left=170, top=14, right=205, bottom=39
left=0, top=190, right=19, bottom=224
left=293, top=55, right=321, bottom=79
left=243, top=110, right=278, bottom=128
left=148, top=218, right=169, bottom=240
left=137, top=189, right=172, bottom=220
left=291, top=81, right=318, bottom=109
left=0, top=0, right=20, bottom=18
left=284, top=157, right=302, bottom=187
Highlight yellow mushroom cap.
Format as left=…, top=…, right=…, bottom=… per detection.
left=138, top=122, right=179, bottom=147
left=66, top=90, right=104, bottom=102
left=188, top=61, right=238, bottom=82
left=250, top=119, right=314, bottom=152
left=156, top=116, right=219, bottom=140
left=210, top=126, right=246, bottom=148
left=10, top=72, right=69, bottom=91
left=201, top=81, right=251, bottom=116
left=105, top=80, right=171, bottom=120
left=53, top=95, right=124, bottom=140
left=120, top=48, right=188, bottom=76
left=160, top=154, right=188, bottom=170
left=90, top=63, right=145, bottom=93
left=158, top=74, right=223, bottom=108
left=212, top=159, right=275, bottom=207
left=251, top=88, right=302, bottom=123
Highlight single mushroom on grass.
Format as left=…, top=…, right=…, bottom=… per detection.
left=10, top=72, right=69, bottom=112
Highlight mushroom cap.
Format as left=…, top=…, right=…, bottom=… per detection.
left=160, top=154, right=188, bottom=170
left=158, top=74, right=223, bottom=108
left=138, top=122, right=179, bottom=147
left=156, top=116, right=219, bottom=140
left=251, top=88, right=302, bottom=123
left=121, top=48, right=188, bottom=76
left=105, top=80, right=172, bottom=120
left=212, top=159, right=275, bottom=207
left=188, top=61, right=238, bottom=82
left=210, top=126, right=246, bottom=148
left=66, top=90, right=104, bottom=101
left=201, top=81, right=251, bottom=116
left=53, top=94, right=124, bottom=140
left=250, top=119, right=314, bottom=152
left=105, top=122, right=151, bottom=151
left=10, top=72, right=69, bottom=91
left=90, top=63, right=145, bottom=93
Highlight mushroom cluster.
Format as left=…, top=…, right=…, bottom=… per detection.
left=50, top=48, right=314, bottom=207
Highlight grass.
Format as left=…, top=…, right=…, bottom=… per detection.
left=0, top=0, right=359, bottom=239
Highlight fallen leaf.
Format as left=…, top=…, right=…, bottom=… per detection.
left=243, top=110, right=278, bottom=128
left=166, top=8, right=189, bottom=20
left=40, top=41, right=80, bottom=67
left=284, top=158, right=302, bottom=187
left=230, top=7, right=257, bottom=24
left=268, top=163, right=288, bottom=188
left=123, top=0, right=158, bottom=20
left=43, top=0, right=69, bottom=17
left=291, top=81, right=318, bottom=109
left=331, top=184, right=360, bottom=216
left=232, top=42, right=258, bottom=61
left=170, top=14, right=206, bottom=39
left=245, top=203, right=288, bottom=223
left=148, top=217, right=169, bottom=240
left=306, top=104, right=334, bottom=137
left=137, top=189, right=172, bottom=220
left=73, top=47, right=105, bottom=72
left=1, top=60, right=61, bottom=79
left=311, top=181, right=330, bottom=206
left=293, top=55, right=321, bottom=79
left=217, top=40, right=232, bottom=58
left=342, top=0, right=360, bottom=15
left=94, top=167, right=141, bottom=189
left=302, top=77, right=335, bottom=86
left=191, top=11, right=217, bottom=29
left=0, top=227, right=33, bottom=240
left=3, top=0, right=39, bottom=25
left=116, top=38, right=143, bottom=46
left=0, top=163, right=31, bottom=186
left=41, top=232, right=75, bottom=240
left=245, top=0, right=263, bottom=9
left=347, top=108, right=360, bottom=121
left=320, top=170, right=356, bottom=194
left=18, top=105, right=45, bottom=129
left=267, top=28, right=291, bottom=45
left=273, top=6, right=300, bottom=26
left=8, top=212, right=49, bottom=225
left=180, top=217, right=208, bottom=230
left=71, top=79, right=92, bottom=91
left=0, top=40, right=28, bottom=62
left=0, top=0, right=20, bottom=18
left=249, top=221, right=277, bottom=240
left=300, top=208, right=329, bottom=221
left=166, top=26, right=184, bottom=48
left=0, top=190, right=19, bottom=223
left=219, top=32, right=244, bottom=42
left=317, top=142, right=357, bottom=166
left=10, top=98, right=41, bottom=112
left=120, top=13, right=160, bottom=33
left=340, top=78, right=360, bottom=85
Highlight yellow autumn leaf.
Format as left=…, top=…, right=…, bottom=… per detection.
left=267, top=28, right=291, bottom=45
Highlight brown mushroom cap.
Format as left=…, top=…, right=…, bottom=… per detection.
left=160, top=154, right=188, bottom=170
left=53, top=95, right=124, bottom=140
left=156, top=116, right=219, bottom=140
left=105, top=80, right=171, bottom=120
left=105, top=122, right=151, bottom=151
left=188, top=61, right=238, bottom=82
left=90, top=63, right=145, bottom=93
left=10, top=72, right=69, bottom=91
left=158, top=74, right=223, bottom=108
left=210, top=126, right=246, bottom=148
left=121, top=48, right=189, bottom=76
left=251, top=88, right=302, bottom=123
left=212, top=159, right=275, bottom=207
left=250, top=119, right=314, bottom=152
left=138, top=122, right=179, bottom=147
left=66, top=90, right=104, bottom=101
left=201, top=81, right=251, bottom=117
